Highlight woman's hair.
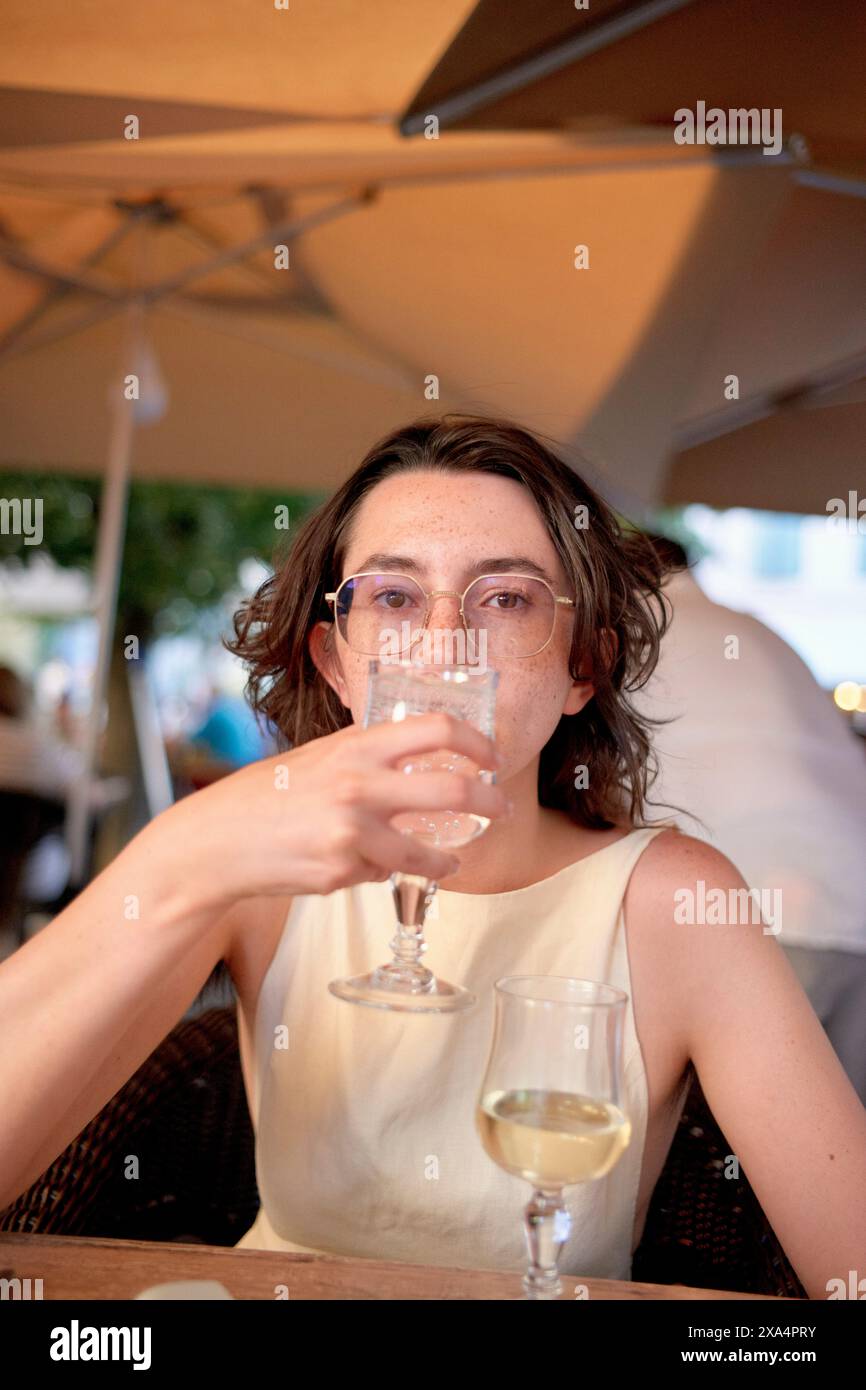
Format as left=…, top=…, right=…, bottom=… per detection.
left=225, top=413, right=676, bottom=829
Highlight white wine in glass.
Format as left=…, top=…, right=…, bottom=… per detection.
left=476, top=976, right=632, bottom=1298
left=477, top=1089, right=631, bottom=1189
left=328, top=659, right=499, bottom=1013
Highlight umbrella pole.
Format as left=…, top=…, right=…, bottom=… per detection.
left=65, top=309, right=139, bottom=888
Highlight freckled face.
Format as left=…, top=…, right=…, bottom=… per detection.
left=310, top=469, right=591, bottom=780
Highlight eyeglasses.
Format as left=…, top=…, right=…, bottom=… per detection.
left=324, top=571, right=576, bottom=661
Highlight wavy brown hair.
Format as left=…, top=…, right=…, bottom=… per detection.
left=225, top=413, right=676, bottom=830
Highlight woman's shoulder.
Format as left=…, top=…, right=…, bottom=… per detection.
left=629, top=826, right=742, bottom=891
left=623, top=825, right=752, bottom=948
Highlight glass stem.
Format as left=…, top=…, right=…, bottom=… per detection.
left=370, top=873, right=438, bottom=993
left=522, top=1190, right=570, bottom=1299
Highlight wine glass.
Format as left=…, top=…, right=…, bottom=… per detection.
left=476, top=976, right=632, bottom=1299
left=328, top=658, right=499, bottom=1013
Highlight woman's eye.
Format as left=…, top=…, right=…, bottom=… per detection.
left=483, top=590, right=527, bottom=611
left=373, top=589, right=413, bottom=608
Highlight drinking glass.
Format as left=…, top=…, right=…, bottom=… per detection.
left=328, top=659, right=499, bottom=1013
left=476, top=976, right=632, bottom=1298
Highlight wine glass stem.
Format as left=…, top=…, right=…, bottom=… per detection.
left=369, top=873, right=437, bottom=992
left=523, top=1190, right=571, bottom=1299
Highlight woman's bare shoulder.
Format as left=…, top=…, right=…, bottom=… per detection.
left=636, top=817, right=739, bottom=872
left=629, top=826, right=739, bottom=898
left=623, top=827, right=750, bottom=980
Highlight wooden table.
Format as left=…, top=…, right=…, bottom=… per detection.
left=0, top=1233, right=785, bottom=1300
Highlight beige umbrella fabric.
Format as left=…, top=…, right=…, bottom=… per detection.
left=398, top=0, right=866, bottom=513
left=0, top=135, right=795, bottom=502
left=0, top=0, right=809, bottom=507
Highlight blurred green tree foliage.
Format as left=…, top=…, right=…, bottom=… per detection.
left=0, top=469, right=325, bottom=639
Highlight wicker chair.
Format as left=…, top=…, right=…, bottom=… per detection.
left=0, top=1006, right=259, bottom=1246
left=0, top=1009, right=806, bottom=1296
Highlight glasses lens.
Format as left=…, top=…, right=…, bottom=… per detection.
left=464, top=576, right=557, bottom=658
left=336, top=574, right=427, bottom=655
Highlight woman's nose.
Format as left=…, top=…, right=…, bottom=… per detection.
left=424, top=592, right=464, bottom=631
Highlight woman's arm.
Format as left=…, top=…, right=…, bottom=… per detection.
left=630, top=831, right=866, bottom=1301
left=0, top=713, right=505, bottom=1211
left=0, top=811, right=243, bottom=1211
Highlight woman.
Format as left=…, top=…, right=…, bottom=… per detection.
left=1, top=415, right=863, bottom=1295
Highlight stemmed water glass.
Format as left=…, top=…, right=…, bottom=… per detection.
left=328, top=659, right=499, bottom=1013
left=476, top=976, right=632, bottom=1298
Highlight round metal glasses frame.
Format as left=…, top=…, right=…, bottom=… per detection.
left=324, top=571, right=577, bottom=660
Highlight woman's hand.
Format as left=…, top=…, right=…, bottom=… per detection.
left=153, top=713, right=507, bottom=913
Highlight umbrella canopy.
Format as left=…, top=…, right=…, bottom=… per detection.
left=402, top=0, right=865, bottom=178
left=398, top=0, right=866, bottom=512
left=0, top=0, right=822, bottom=510
left=0, top=141, right=796, bottom=503
left=668, top=396, right=866, bottom=515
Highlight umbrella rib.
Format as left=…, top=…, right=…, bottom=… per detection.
left=172, top=210, right=294, bottom=296
left=0, top=298, right=125, bottom=363
left=0, top=134, right=795, bottom=212
left=0, top=204, right=155, bottom=356
left=371, top=144, right=799, bottom=193
left=2, top=190, right=368, bottom=306
left=0, top=236, right=126, bottom=298
left=400, top=0, right=701, bottom=134
left=137, top=189, right=373, bottom=304
left=675, top=347, right=866, bottom=448
left=0, top=190, right=372, bottom=362
left=158, top=295, right=418, bottom=394
left=793, top=169, right=866, bottom=200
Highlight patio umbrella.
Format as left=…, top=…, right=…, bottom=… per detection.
left=0, top=0, right=831, bottom=879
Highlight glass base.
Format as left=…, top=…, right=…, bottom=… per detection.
left=522, top=1271, right=564, bottom=1300
left=328, top=970, right=476, bottom=1014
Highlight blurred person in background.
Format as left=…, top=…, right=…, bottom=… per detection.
left=0, top=664, right=83, bottom=798
left=0, top=664, right=80, bottom=941
left=636, top=536, right=866, bottom=1104
left=189, top=678, right=275, bottom=767
left=166, top=678, right=276, bottom=792
left=54, top=683, right=78, bottom=744
left=0, top=664, right=128, bottom=943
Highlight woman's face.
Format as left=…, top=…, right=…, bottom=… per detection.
left=309, top=468, right=594, bottom=785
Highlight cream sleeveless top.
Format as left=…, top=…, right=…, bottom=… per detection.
left=235, top=825, right=665, bottom=1281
